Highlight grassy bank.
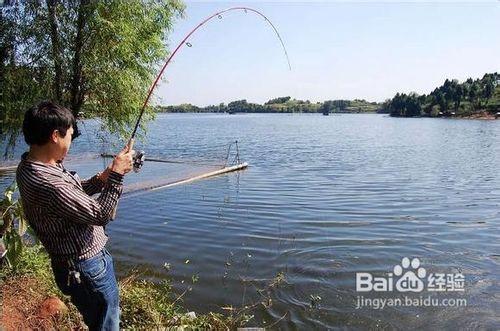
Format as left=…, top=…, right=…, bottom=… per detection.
left=0, top=245, right=248, bottom=330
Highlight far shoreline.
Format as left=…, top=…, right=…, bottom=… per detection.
left=155, top=111, right=499, bottom=119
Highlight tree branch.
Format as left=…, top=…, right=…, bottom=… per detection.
left=46, top=0, right=63, bottom=102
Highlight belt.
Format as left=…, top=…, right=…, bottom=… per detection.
left=51, top=248, right=106, bottom=267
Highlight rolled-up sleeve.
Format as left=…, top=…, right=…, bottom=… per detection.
left=49, top=171, right=124, bottom=226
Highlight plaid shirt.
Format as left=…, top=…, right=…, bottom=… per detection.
left=16, top=153, right=123, bottom=261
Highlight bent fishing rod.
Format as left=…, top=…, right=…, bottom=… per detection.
left=127, top=7, right=292, bottom=172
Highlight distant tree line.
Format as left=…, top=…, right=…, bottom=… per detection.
left=384, top=73, right=500, bottom=117
left=156, top=98, right=381, bottom=114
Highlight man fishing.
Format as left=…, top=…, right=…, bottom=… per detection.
left=16, top=101, right=135, bottom=330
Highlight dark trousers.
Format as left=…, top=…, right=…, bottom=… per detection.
left=51, top=249, right=120, bottom=331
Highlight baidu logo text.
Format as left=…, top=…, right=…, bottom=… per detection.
left=356, top=257, right=464, bottom=293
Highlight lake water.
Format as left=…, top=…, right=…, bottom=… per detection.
left=1, top=113, right=499, bottom=329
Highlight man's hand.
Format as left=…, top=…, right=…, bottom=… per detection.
left=110, top=139, right=135, bottom=175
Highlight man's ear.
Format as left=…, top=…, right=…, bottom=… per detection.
left=50, top=130, right=60, bottom=143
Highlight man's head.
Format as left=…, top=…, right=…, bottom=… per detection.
left=23, top=101, right=76, bottom=161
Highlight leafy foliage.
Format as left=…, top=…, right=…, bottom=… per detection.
left=384, top=73, right=500, bottom=117
left=0, top=182, right=32, bottom=269
left=385, top=92, right=422, bottom=117
left=264, top=96, right=291, bottom=105
left=0, top=0, right=185, bottom=156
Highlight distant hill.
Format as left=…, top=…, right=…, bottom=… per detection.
left=156, top=97, right=382, bottom=114
left=382, top=73, right=500, bottom=118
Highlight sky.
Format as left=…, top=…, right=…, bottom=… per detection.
left=155, top=1, right=500, bottom=106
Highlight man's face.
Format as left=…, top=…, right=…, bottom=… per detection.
left=55, top=126, right=73, bottom=160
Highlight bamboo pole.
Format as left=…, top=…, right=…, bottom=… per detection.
left=123, top=162, right=248, bottom=198
left=0, top=165, right=17, bottom=171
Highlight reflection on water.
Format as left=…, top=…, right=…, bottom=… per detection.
left=1, top=114, right=499, bottom=329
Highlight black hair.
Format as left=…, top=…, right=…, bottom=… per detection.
left=22, top=101, right=76, bottom=146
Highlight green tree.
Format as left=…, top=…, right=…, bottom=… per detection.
left=469, top=80, right=481, bottom=110
left=0, top=0, right=184, bottom=156
left=482, top=74, right=495, bottom=102
left=450, top=80, right=463, bottom=112
left=463, top=78, right=473, bottom=101
left=441, top=79, right=453, bottom=111
left=319, top=100, right=334, bottom=115
left=265, top=96, right=291, bottom=105
left=405, top=93, right=422, bottom=117
left=387, top=93, right=421, bottom=117
left=228, top=99, right=249, bottom=113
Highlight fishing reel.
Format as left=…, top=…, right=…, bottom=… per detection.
left=133, top=150, right=146, bottom=173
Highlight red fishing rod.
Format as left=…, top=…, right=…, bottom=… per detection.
left=129, top=7, right=292, bottom=172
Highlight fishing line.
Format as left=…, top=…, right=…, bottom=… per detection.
left=102, top=141, right=243, bottom=168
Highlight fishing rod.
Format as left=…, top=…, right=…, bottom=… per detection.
left=128, top=6, right=292, bottom=172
